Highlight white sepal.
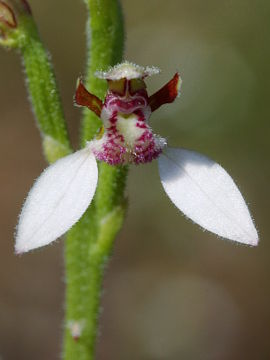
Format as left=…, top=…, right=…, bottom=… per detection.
left=15, top=148, right=98, bottom=253
left=158, top=147, right=258, bottom=245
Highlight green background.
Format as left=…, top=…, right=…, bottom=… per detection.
left=0, top=0, right=269, bottom=359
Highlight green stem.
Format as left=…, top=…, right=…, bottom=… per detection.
left=17, top=14, right=71, bottom=163
left=64, top=166, right=127, bottom=360
left=81, top=0, right=124, bottom=145
left=64, top=1, right=126, bottom=359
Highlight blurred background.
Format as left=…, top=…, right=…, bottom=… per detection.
left=0, top=0, right=269, bottom=359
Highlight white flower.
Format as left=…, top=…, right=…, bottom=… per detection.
left=15, top=62, right=258, bottom=253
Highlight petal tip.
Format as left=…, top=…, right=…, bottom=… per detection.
left=14, top=234, right=34, bottom=254
left=225, top=223, right=259, bottom=246
left=246, top=231, right=259, bottom=247
left=237, top=220, right=259, bottom=247
left=14, top=243, right=27, bottom=255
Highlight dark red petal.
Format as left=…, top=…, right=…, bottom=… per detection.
left=149, top=73, right=181, bottom=112
left=74, top=79, right=103, bottom=117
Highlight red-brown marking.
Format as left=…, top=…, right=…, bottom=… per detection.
left=21, top=0, right=32, bottom=14
left=75, top=79, right=103, bottom=117
left=0, top=1, right=17, bottom=28
left=149, top=73, right=180, bottom=112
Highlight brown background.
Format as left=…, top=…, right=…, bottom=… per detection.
left=0, top=0, right=269, bottom=359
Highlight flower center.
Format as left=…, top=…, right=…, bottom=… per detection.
left=75, top=62, right=181, bottom=165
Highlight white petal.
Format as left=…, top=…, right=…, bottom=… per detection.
left=15, top=149, right=98, bottom=253
left=158, top=147, right=258, bottom=245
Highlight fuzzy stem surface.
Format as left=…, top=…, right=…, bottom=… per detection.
left=64, top=1, right=126, bottom=359
left=17, top=14, right=71, bottom=163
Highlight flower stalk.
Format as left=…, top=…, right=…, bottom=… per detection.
left=64, top=1, right=126, bottom=359
left=20, top=16, right=71, bottom=162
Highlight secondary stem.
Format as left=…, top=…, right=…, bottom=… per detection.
left=18, top=15, right=71, bottom=163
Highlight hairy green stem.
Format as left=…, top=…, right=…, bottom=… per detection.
left=12, top=13, right=71, bottom=163
left=64, top=1, right=126, bottom=359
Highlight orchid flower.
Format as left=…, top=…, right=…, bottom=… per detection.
left=15, top=62, right=258, bottom=253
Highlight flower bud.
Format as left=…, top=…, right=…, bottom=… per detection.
left=4, top=0, right=31, bottom=16
left=0, top=1, right=17, bottom=30
left=0, top=0, right=31, bottom=45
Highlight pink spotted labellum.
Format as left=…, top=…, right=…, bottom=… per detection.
left=15, top=62, right=258, bottom=253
